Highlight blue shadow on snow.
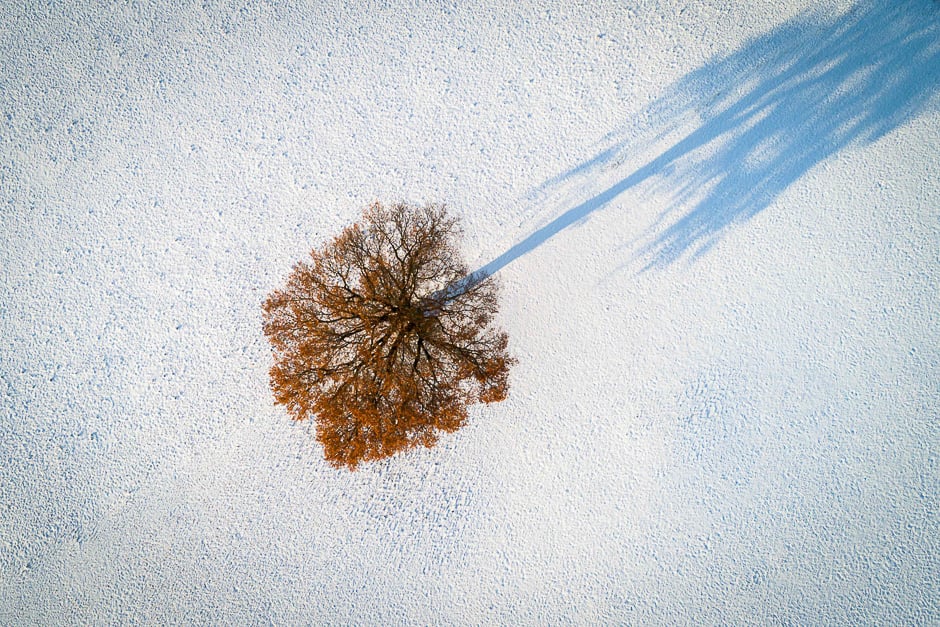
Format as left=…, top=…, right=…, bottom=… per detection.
left=472, top=0, right=940, bottom=277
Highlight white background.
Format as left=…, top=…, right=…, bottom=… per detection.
left=2, top=0, right=938, bottom=623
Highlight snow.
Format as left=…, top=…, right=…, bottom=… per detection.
left=1, top=0, right=938, bottom=623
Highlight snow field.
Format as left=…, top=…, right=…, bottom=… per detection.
left=1, top=0, right=938, bottom=623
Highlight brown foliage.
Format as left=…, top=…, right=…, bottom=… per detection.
left=262, top=202, right=513, bottom=469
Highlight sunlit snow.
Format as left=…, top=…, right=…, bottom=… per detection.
left=2, top=0, right=937, bottom=623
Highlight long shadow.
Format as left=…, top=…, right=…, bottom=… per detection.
left=473, top=0, right=940, bottom=278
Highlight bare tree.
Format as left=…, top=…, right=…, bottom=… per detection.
left=262, top=202, right=513, bottom=469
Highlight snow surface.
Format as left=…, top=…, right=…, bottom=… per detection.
left=1, top=0, right=938, bottom=623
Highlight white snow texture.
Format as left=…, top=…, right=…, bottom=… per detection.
left=1, top=0, right=938, bottom=624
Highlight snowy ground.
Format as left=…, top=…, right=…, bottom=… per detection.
left=2, top=0, right=938, bottom=623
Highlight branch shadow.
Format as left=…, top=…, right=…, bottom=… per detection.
left=474, top=0, right=940, bottom=278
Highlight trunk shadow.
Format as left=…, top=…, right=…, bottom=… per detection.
left=473, top=0, right=940, bottom=278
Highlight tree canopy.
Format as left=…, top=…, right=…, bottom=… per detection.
left=262, top=202, right=513, bottom=469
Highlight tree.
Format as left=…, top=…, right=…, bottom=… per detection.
left=262, top=202, right=513, bottom=469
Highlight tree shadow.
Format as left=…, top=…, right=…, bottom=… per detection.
left=474, top=0, right=940, bottom=278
